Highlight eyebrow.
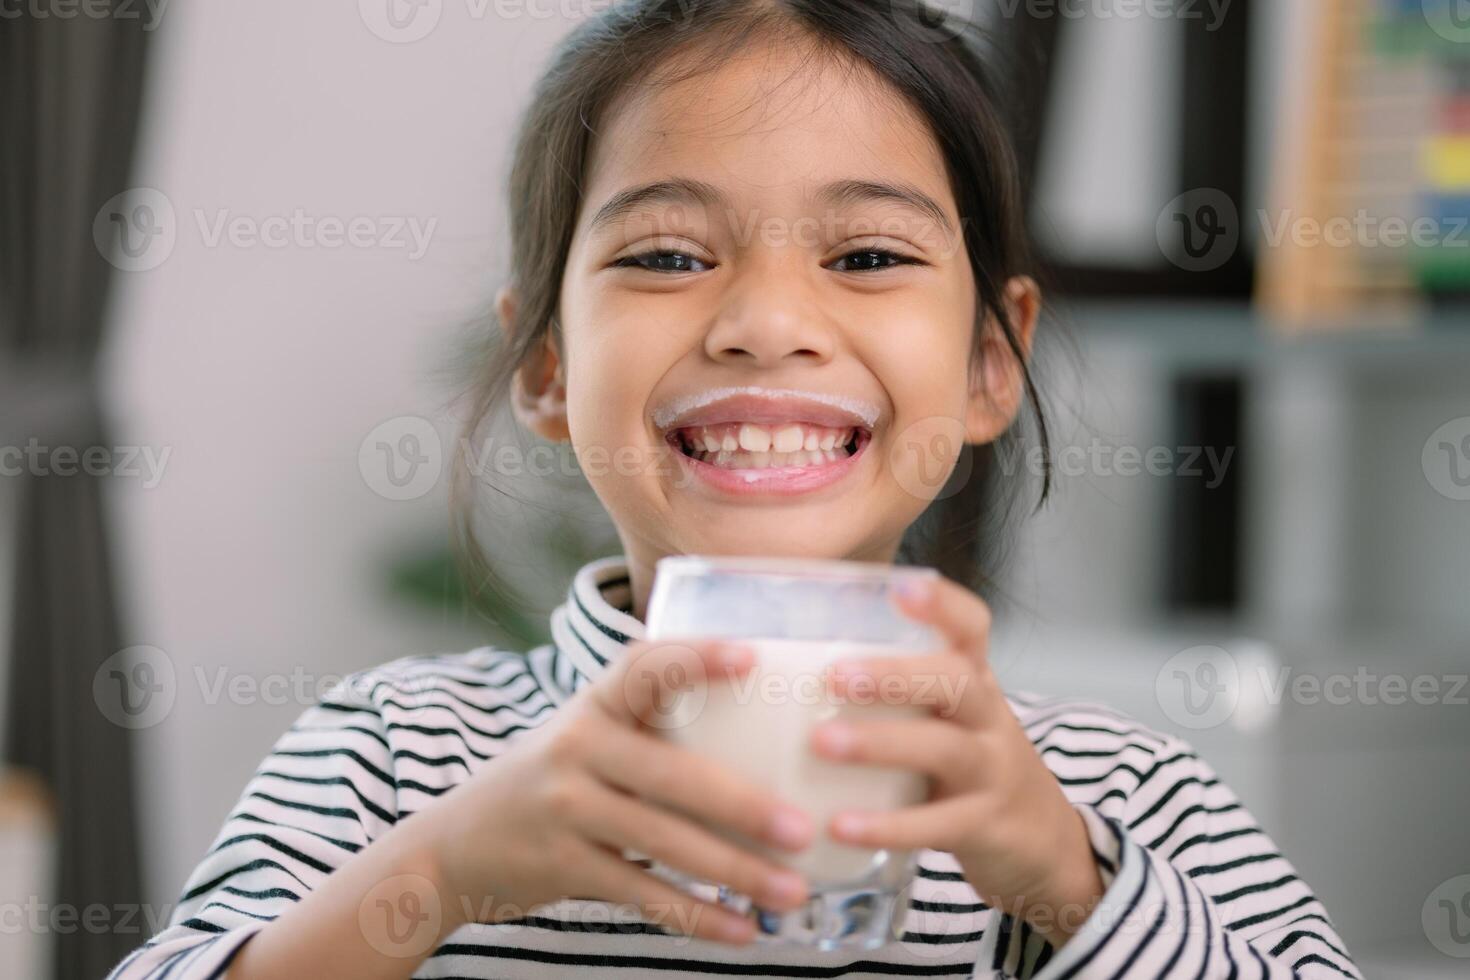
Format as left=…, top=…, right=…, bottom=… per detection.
left=586, top=176, right=957, bottom=244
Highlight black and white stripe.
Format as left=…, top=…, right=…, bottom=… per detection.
left=107, top=555, right=1360, bottom=979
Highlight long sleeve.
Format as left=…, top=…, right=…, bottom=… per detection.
left=104, top=677, right=399, bottom=979
left=983, top=731, right=1360, bottom=979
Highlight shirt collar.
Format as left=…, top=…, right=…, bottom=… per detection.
left=547, top=553, right=645, bottom=693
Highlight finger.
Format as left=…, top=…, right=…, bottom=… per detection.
left=594, top=638, right=754, bottom=728
left=810, top=715, right=982, bottom=793
left=825, top=651, right=987, bottom=726
left=575, top=780, right=810, bottom=913
left=890, top=573, right=992, bottom=659
left=585, top=723, right=814, bottom=852
left=827, top=796, right=977, bottom=853
left=570, top=839, right=758, bottom=945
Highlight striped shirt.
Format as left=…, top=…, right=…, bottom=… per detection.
left=107, top=555, right=1361, bottom=979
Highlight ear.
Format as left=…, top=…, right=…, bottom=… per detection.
left=499, top=284, right=571, bottom=443
left=964, top=275, right=1040, bottom=444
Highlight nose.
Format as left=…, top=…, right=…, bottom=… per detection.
left=702, top=266, right=836, bottom=367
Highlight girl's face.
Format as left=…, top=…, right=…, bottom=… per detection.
left=504, top=40, right=1037, bottom=617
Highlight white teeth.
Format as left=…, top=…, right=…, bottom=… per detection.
left=772, top=424, right=805, bottom=453
left=737, top=423, right=771, bottom=453
left=681, top=421, right=865, bottom=469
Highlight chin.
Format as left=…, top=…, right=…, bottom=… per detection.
left=674, top=520, right=885, bottom=563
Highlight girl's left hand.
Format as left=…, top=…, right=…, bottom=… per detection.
left=811, top=574, right=1105, bottom=949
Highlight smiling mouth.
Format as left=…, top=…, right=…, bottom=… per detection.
left=668, top=421, right=869, bottom=470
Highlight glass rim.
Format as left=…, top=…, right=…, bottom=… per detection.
left=653, top=553, right=939, bottom=584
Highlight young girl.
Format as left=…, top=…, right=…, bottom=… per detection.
left=109, top=2, right=1360, bottom=977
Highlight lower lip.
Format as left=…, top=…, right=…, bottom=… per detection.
left=669, top=433, right=870, bottom=497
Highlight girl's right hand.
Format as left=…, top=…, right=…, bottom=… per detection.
left=414, top=638, right=815, bottom=944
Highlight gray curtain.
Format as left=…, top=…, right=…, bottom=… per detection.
left=1, top=5, right=151, bottom=978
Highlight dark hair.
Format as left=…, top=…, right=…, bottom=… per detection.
left=450, top=0, right=1053, bottom=611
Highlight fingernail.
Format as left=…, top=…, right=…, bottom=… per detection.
left=813, top=722, right=855, bottom=757
left=828, top=660, right=870, bottom=681
left=765, top=870, right=807, bottom=906
left=714, top=643, right=754, bottom=669
left=894, top=575, right=932, bottom=603
left=832, top=813, right=869, bottom=840
left=715, top=913, right=755, bottom=943
left=768, top=805, right=812, bottom=850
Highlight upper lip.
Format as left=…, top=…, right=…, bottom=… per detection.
left=651, top=386, right=882, bottom=434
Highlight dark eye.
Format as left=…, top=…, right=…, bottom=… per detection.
left=614, top=249, right=711, bottom=274
left=831, top=248, right=917, bottom=273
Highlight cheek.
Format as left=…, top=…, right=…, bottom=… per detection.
left=870, top=330, right=975, bottom=508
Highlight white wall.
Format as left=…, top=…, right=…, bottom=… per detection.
left=100, top=1, right=581, bottom=910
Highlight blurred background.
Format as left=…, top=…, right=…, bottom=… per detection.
left=2, top=0, right=1468, bottom=976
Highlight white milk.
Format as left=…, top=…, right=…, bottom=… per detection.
left=661, top=638, right=928, bottom=886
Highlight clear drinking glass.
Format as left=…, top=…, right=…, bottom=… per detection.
left=642, top=554, right=944, bottom=951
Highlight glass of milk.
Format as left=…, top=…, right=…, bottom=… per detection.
left=643, top=554, right=944, bottom=951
